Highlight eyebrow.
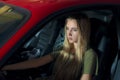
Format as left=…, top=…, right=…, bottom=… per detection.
left=66, top=26, right=78, bottom=29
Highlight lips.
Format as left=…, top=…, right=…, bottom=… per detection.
left=68, top=37, right=73, bottom=41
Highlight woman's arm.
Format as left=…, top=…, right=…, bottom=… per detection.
left=80, top=49, right=98, bottom=80
left=2, top=54, right=53, bottom=70
left=80, top=74, right=92, bottom=80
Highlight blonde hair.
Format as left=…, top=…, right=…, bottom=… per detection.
left=53, top=13, right=90, bottom=80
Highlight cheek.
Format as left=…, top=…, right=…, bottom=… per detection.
left=66, top=31, right=69, bottom=37
left=73, top=32, right=79, bottom=41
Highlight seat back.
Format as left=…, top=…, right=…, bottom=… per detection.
left=90, top=18, right=118, bottom=80
left=90, top=18, right=108, bottom=62
left=110, top=17, right=120, bottom=80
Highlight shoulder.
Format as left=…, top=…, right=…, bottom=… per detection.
left=84, top=48, right=97, bottom=59
left=83, top=48, right=98, bottom=64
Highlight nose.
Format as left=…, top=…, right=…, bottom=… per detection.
left=69, top=30, right=72, bottom=36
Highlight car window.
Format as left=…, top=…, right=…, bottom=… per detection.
left=0, top=3, right=30, bottom=48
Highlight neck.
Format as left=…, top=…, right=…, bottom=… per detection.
left=74, top=42, right=78, bottom=50
left=69, top=43, right=77, bottom=54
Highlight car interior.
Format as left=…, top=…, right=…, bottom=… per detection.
left=0, top=8, right=119, bottom=80
left=110, top=13, right=120, bottom=80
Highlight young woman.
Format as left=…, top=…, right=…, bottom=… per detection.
left=2, top=13, right=98, bottom=80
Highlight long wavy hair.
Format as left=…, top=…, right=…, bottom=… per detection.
left=53, top=13, right=90, bottom=80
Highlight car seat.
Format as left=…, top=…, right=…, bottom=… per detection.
left=110, top=17, right=120, bottom=80
left=111, top=51, right=120, bottom=80
left=90, top=18, right=118, bottom=80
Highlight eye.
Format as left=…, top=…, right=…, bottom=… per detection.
left=72, top=28, right=78, bottom=31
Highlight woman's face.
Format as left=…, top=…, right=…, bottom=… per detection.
left=66, top=19, right=79, bottom=44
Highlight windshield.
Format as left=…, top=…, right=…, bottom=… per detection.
left=0, top=3, right=30, bottom=48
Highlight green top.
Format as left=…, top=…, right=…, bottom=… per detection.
left=82, top=48, right=98, bottom=76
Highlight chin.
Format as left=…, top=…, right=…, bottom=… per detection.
left=68, top=41, right=74, bottom=44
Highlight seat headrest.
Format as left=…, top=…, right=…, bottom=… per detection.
left=90, top=18, right=108, bottom=51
